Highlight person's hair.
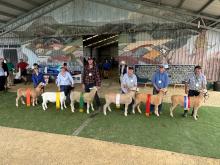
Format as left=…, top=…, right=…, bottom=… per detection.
left=194, top=65, right=202, bottom=70
left=63, top=63, right=67, bottom=66
left=128, top=66, right=134, bottom=70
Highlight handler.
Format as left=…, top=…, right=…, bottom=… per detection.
left=184, top=65, right=207, bottom=117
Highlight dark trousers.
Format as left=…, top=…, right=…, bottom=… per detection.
left=85, top=83, right=101, bottom=107
left=60, top=85, right=73, bottom=103
left=184, top=90, right=200, bottom=115
left=150, top=87, right=162, bottom=113
left=0, top=76, right=6, bottom=91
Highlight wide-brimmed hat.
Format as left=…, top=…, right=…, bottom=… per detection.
left=120, top=61, right=126, bottom=65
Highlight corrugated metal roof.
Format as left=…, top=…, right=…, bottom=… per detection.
left=0, top=0, right=48, bottom=25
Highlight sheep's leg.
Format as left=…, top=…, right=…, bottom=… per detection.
left=124, top=104, right=128, bottom=117
left=132, top=102, right=137, bottom=114
left=45, top=101, right=48, bottom=109
left=170, top=103, right=177, bottom=117
left=91, top=103, right=94, bottom=111
left=64, top=100, right=67, bottom=109
left=21, top=97, right=25, bottom=105
left=60, top=101, right=64, bottom=110
left=32, top=98, right=35, bottom=106
left=193, top=108, right=199, bottom=120
left=107, top=105, right=111, bottom=112
left=16, top=96, right=19, bottom=107
left=154, top=105, right=160, bottom=117
left=70, top=100, right=75, bottom=112
left=103, top=102, right=109, bottom=115
left=42, top=102, right=46, bottom=111
left=137, top=104, right=142, bottom=114
left=86, top=103, right=90, bottom=114
left=35, top=98, right=38, bottom=105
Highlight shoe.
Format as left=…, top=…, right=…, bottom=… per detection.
left=182, top=113, right=187, bottom=117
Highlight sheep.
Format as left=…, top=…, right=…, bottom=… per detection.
left=103, top=88, right=138, bottom=116
left=16, top=82, right=44, bottom=107
left=170, top=89, right=208, bottom=120
left=41, top=91, right=66, bottom=111
left=70, top=87, right=97, bottom=114
left=132, top=88, right=167, bottom=117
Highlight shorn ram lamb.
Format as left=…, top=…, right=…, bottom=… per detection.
left=103, top=88, right=138, bottom=116
left=170, top=89, right=209, bottom=120
left=132, top=88, right=167, bottom=116
left=70, top=87, right=97, bottom=114
left=41, top=91, right=66, bottom=110
left=16, top=82, right=44, bottom=107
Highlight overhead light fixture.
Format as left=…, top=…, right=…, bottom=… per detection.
left=84, top=35, right=118, bottom=47
left=62, top=45, right=73, bottom=51
left=83, top=34, right=99, bottom=42
left=198, top=20, right=201, bottom=28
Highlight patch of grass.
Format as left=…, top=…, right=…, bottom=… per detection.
left=0, top=92, right=220, bottom=158
left=79, top=103, right=220, bottom=159
left=0, top=92, right=88, bottom=135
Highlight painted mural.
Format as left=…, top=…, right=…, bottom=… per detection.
left=118, top=30, right=220, bottom=81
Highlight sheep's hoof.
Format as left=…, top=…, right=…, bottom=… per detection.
left=22, top=102, right=25, bottom=105
left=132, top=110, right=135, bottom=114
left=124, top=113, right=127, bottom=117
left=104, top=112, right=107, bottom=116
left=170, top=113, right=173, bottom=117
left=155, top=112, right=159, bottom=117
left=194, top=116, right=198, bottom=120
left=138, top=111, right=142, bottom=114
left=87, top=111, right=89, bottom=114
left=92, top=109, right=94, bottom=111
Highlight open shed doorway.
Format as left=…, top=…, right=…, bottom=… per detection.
left=83, top=34, right=119, bottom=79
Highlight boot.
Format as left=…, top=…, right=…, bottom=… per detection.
left=182, top=110, right=188, bottom=117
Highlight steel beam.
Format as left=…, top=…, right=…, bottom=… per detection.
left=176, top=0, right=185, bottom=8
left=0, top=19, right=7, bottom=24
left=196, top=0, right=215, bottom=13
left=0, top=0, right=29, bottom=12
left=20, top=0, right=41, bottom=6
left=0, top=11, right=17, bottom=18
left=89, top=0, right=220, bottom=32
left=0, top=0, right=73, bottom=37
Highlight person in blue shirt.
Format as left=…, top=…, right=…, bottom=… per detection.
left=32, top=65, right=45, bottom=88
left=151, top=64, right=169, bottom=114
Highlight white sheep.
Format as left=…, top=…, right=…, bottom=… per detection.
left=103, top=88, right=138, bottom=116
left=70, top=87, right=98, bottom=114
left=41, top=91, right=66, bottom=110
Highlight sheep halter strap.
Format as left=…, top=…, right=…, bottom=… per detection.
left=26, top=88, right=31, bottom=107
left=56, top=92, right=60, bottom=110
left=145, top=94, right=151, bottom=117
left=116, top=94, right=120, bottom=108
left=184, top=96, right=190, bottom=110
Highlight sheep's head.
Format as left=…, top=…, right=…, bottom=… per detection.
left=199, top=89, right=209, bottom=101
left=159, top=88, right=167, bottom=95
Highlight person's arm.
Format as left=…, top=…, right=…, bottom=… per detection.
left=134, top=75, right=137, bottom=87
left=185, top=75, right=190, bottom=94
left=32, top=74, right=37, bottom=87
left=68, top=72, right=74, bottom=86
left=41, top=73, right=46, bottom=84
left=95, top=67, right=101, bottom=87
left=121, top=75, right=127, bottom=92
left=56, top=74, right=60, bottom=87
left=151, top=73, right=159, bottom=91
left=202, top=75, right=207, bottom=89
left=164, top=73, right=169, bottom=88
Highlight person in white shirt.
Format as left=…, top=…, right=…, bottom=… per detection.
left=56, top=66, right=74, bottom=97
left=121, top=66, right=137, bottom=94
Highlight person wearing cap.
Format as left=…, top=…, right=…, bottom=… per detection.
left=151, top=64, right=169, bottom=114
left=17, top=59, right=29, bottom=84
left=32, top=64, right=45, bottom=88
left=56, top=66, right=74, bottom=98
left=6, top=59, right=15, bottom=87
left=82, top=56, right=101, bottom=108
left=184, top=65, right=207, bottom=117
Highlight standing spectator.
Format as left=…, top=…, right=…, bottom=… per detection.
left=103, top=59, right=111, bottom=79
left=151, top=64, right=169, bottom=114
left=184, top=65, right=207, bottom=117
left=0, top=58, right=8, bottom=90
left=82, top=56, right=101, bottom=110
left=32, top=64, right=45, bottom=88
left=56, top=66, right=74, bottom=100
left=6, top=59, right=15, bottom=87
left=17, top=59, right=29, bottom=84
left=0, top=61, right=5, bottom=91
left=63, top=62, right=68, bottom=71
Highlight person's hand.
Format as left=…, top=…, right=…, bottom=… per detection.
left=58, top=86, right=60, bottom=91
left=71, top=84, right=74, bottom=88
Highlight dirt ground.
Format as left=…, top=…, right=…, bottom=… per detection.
left=0, top=126, right=219, bottom=165
left=9, top=79, right=220, bottom=107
